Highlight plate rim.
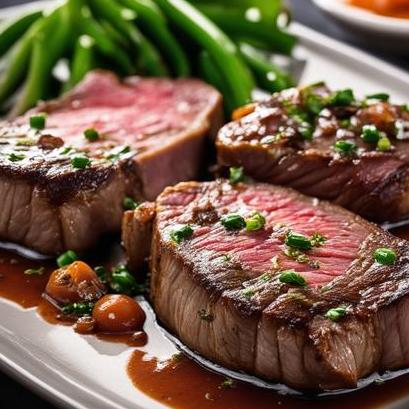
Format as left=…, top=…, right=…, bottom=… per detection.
left=313, top=0, right=409, bottom=35
left=0, top=3, right=409, bottom=409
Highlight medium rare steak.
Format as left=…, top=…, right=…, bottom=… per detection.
left=123, top=179, right=409, bottom=390
left=217, top=83, right=409, bottom=222
left=0, top=70, right=222, bottom=254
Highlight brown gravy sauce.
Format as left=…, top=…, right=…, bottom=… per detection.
left=1, top=223, right=409, bottom=409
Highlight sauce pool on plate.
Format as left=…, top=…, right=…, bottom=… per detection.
left=2, top=243, right=409, bottom=409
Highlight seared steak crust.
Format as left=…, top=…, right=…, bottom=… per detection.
left=125, top=180, right=409, bottom=390
left=0, top=71, right=222, bottom=254
left=217, top=85, right=409, bottom=222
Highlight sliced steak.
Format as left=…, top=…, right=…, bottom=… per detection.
left=123, top=179, right=409, bottom=390
left=0, top=70, right=222, bottom=254
left=216, top=84, right=409, bottom=222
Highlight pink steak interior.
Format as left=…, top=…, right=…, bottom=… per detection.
left=159, top=182, right=368, bottom=287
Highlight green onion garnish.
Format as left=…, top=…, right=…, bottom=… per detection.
left=123, top=197, right=138, bottom=210
left=377, top=135, right=392, bottom=151
left=94, top=266, right=107, bottom=284
left=333, top=140, right=357, bottom=154
left=8, top=153, right=25, bottom=162
left=229, top=167, right=244, bottom=184
left=221, top=214, right=246, bottom=231
left=71, top=156, right=91, bottom=169
left=299, top=123, right=313, bottom=140
left=57, top=250, right=78, bottom=267
left=366, top=93, right=390, bottom=102
left=330, top=89, right=354, bottom=106
left=110, top=265, right=138, bottom=295
left=285, top=231, right=312, bottom=250
left=170, top=225, right=194, bottom=244
left=24, top=267, right=44, bottom=276
left=311, top=232, right=327, bottom=247
left=361, top=124, right=380, bottom=143
left=245, top=211, right=266, bottom=232
left=62, top=302, right=94, bottom=316
left=84, top=128, right=99, bottom=142
left=305, top=94, right=325, bottom=115
left=325, top=307, right=347, bottom=322
left=242, top=288, right=255, bottom=299
left=279, top=270, right=307, bottom=287
left=374, top=248, right=396, bottom=265
left=29, top=114, right=46, bottom=130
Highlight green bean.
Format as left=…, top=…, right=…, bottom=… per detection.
left=64, top=35, right=96, bottom=92
left=80, top=7, right=134, bottom=75
left=13, top=5, right=72, bottom=115
left=0, top=12, right=52, bottom=107
left=155, top=0, right=255, bottom=108
left=100, top=20, right=131, bottom=50
left=88, top=0, right=168, bottom=76
left=0, top=9, right=42, bottom=59
left=118, top=0, right=190, bottom=77
left=196, top=4, right=296, bottom=55
left=198, top=51, right=234, bottom=113
left=239, top=43, right=294, bottom=93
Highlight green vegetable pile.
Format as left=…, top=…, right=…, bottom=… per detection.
left=0, top=0, right=296, bottom=115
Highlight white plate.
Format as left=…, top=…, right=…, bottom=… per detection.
left=313, top=0, right=409, bottom=51
left=1, top=3, right=409, bottom=409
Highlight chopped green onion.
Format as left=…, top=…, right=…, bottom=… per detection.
left=279, top=270, right=307, bottom=287
left=305, top=94, right=325, bottom=115
left=340, top=119, right=351, bottom=129
left=361, top=124, right=380, bottom=143
left=374, top=248, right=396, bottom=265
left=221, top=214, right=246, bottom=231
left=311, top=232, right=327, bottom=247
left=123, top=197, right=138, bottom=210
left=245, top=211, right=266, bottom=231
left=229, top=166, right=244, bottom=184
left=219, top=378, right=235, bottom=389
left=285, top=231, right=312, bottom=250
left=29, top=114, right=46, bottom=130
left=110, top=265, right=138, bottom=295
left=56, top=250, right=78, bottom=267
left=242, top=288, right=255, bottom=299
left=170, top=225, right=194, bottom=244
left=333, top=140, right=357, bottom=154
left=366, top=93, right=389, bottom=102
left=325, top=307, right=347, bottom=322
left=329, top=89, right=354, bottom=106
left=259, top=273, right=271, bottom=282
left=84, top=128, right=99, bottom=142
left=62, top=302, right=94, bottom=316
left=299, top=123, right=313, bottom=140
left=24, top=267, right=44, bottom=276
left=8, top=153, right=25, bottom=162
left=71, top=156, right=91, bottom=169
left=94, top=266, right=107, bottom=284
left=377, top=135, right=392, bottom=152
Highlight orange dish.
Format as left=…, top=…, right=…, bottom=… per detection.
left=349, top=0, right=409, bottom=18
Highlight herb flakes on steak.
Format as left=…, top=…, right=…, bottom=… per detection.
left=123, top=179, right=409, bottom=391
left=0, top=70, right=222, bottom=254
left=217, top=83, right=409, bottom=222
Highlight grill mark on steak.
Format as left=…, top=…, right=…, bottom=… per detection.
left=0, top=70, right=222, bottom=254
left=123, top=179, right=409, bottom=390
left=217, top=84, right=409, bottom=222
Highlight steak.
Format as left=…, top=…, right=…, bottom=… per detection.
left=216, top=83, right=409, bottom=222
left=123, top=179, right=409, bottom=390
left=0, top=70, right=222, bottom=254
